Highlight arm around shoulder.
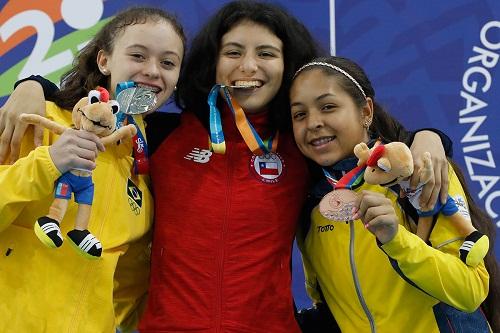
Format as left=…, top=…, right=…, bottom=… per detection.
left=380, top=224, right=489, bottom=312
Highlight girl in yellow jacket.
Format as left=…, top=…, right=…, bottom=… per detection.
left=0, top=7, right=185, bottom=333
left=290, top=56, right=499, bottom=332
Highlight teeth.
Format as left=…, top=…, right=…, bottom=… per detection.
left=311, top=137, right=334, bottom=146
left=137, top=84, right=160, bottom=93
left=233, top=80, right=261, bottom=88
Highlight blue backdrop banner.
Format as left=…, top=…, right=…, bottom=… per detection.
left=1, top=0, right=498, bottom=309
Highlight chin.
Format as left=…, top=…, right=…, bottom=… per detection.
left=315, top=157, right=334, bottom=167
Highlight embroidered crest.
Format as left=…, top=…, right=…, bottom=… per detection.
left=453, top=195, right=471, bottom=220
left=250, top=152, right=284, bottom=184
left=127, top=178, right=142, bottom=215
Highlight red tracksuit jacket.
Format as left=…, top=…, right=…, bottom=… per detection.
left=139, top=108, right=309, bottom=332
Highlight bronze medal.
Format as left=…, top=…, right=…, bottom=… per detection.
left=319, top=188, right=358, bottom=221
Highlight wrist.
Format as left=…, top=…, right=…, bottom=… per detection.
left=378, top=224, right=399, bottom=244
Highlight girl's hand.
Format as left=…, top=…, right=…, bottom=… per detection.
left=0, top=80, right=47, bottom=164
left=409, top=131, right=449, bottom=211
left=49, top=128, right=105, bottom=174
left=353, top=190, right=399, bottom=244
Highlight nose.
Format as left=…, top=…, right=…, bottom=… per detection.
left=306, top=112, right=324, bottom=130
left=239, top=54, right=258, bottom=74
left=143, top=60, right=160, bottom=79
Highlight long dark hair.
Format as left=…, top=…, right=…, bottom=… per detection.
left=52, top=7, right=186, bottom=110
left=176, top=0, right=321, bottom=132
left=294, top=56, right=499, bottom=329
left=452, top=160, right=500, bottom=331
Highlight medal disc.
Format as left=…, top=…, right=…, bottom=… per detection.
left=117, top=86, right=157, bottom=114
left=319, top=188, right=358, bottom=221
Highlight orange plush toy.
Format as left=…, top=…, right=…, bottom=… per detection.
left=353, top=141, right=489, bottom=267
left=20, top=87, right=137, bottom=259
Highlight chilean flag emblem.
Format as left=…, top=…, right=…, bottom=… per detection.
left=259, top=161, right=279, bottom=175
left=250, top=152, right=284, bottom=184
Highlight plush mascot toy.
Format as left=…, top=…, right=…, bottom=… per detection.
left=353, top=141, right=489, bottom=267
left=20, top=87, right=137, bottom=259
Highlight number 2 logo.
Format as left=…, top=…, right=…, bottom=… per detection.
left=0, top=0, right=104, bottom=80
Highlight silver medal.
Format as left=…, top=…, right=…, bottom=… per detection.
left=116, top=86, right=157, bottom=115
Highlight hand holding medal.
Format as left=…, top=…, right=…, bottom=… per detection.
left=318, top=165, right=365, bottom=221
left=350, top=190, right=400, bottom=244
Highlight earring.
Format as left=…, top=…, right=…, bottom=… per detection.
left=363, top=120, right=371, bottom=129
left=100, top=68, right=109, bottom=75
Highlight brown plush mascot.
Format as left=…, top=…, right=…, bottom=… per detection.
left=20, top=87, right=137, bottom=259
left=354, top=141, right=489, bottom=267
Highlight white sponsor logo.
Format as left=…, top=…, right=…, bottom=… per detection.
left=135, top=137, right=144, bottom=153
left=184, top=148, right=212, bottom=164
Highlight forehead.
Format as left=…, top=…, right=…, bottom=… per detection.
left=221, top=20, right=282, bottom=49
left=291, top=69, right=344, bottom=96
left=114, top=21, right=184, bottom=53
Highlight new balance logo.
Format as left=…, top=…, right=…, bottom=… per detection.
left=184, top=148, right=212, bottom=163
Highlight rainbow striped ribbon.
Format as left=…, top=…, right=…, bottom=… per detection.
left=208, top=84, right=278, bottom=156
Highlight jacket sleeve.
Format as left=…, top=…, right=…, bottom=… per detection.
left=0, top=146, right=61, bottom=232
left=114, top=231, right=151, bottom=333
left=14, top=75, right=59, bottom=100
left=380, top=166, right=488, bottom=312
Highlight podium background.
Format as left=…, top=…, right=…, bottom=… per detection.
left=1, top=0, right=499, bottom=309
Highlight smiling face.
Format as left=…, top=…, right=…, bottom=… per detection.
left=216, top=20, right=284, bottom=114
left=290, top=68, right=373, bottom=166
left=97, top=20, right=184, bottom=114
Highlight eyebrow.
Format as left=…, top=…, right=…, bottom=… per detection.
left=316, top=93, right=336, bottom=101
left=290, top=93, right=336, bottom=108
left=126, top=44, right=181, bottom=60
left=221, top=42, right=282, bottom=54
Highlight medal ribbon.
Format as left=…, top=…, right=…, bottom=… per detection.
left=208, top=84, right=278, bottom=156
left=323, top=165, right=366, bottom=190
left=208, top=85, right=226, bottom=154
left=322, top=140, right=383, bottom=190
left=116, top=82, right=149, bottom=175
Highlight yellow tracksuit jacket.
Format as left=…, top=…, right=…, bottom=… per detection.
left=0, top=102, right=153, bottom=333
left=299, top=165, right=490, bottom=333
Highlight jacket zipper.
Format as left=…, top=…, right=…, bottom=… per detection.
left=215, top=145, right=233, bottom=332
left=349, top=221, right=376, bottom=333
